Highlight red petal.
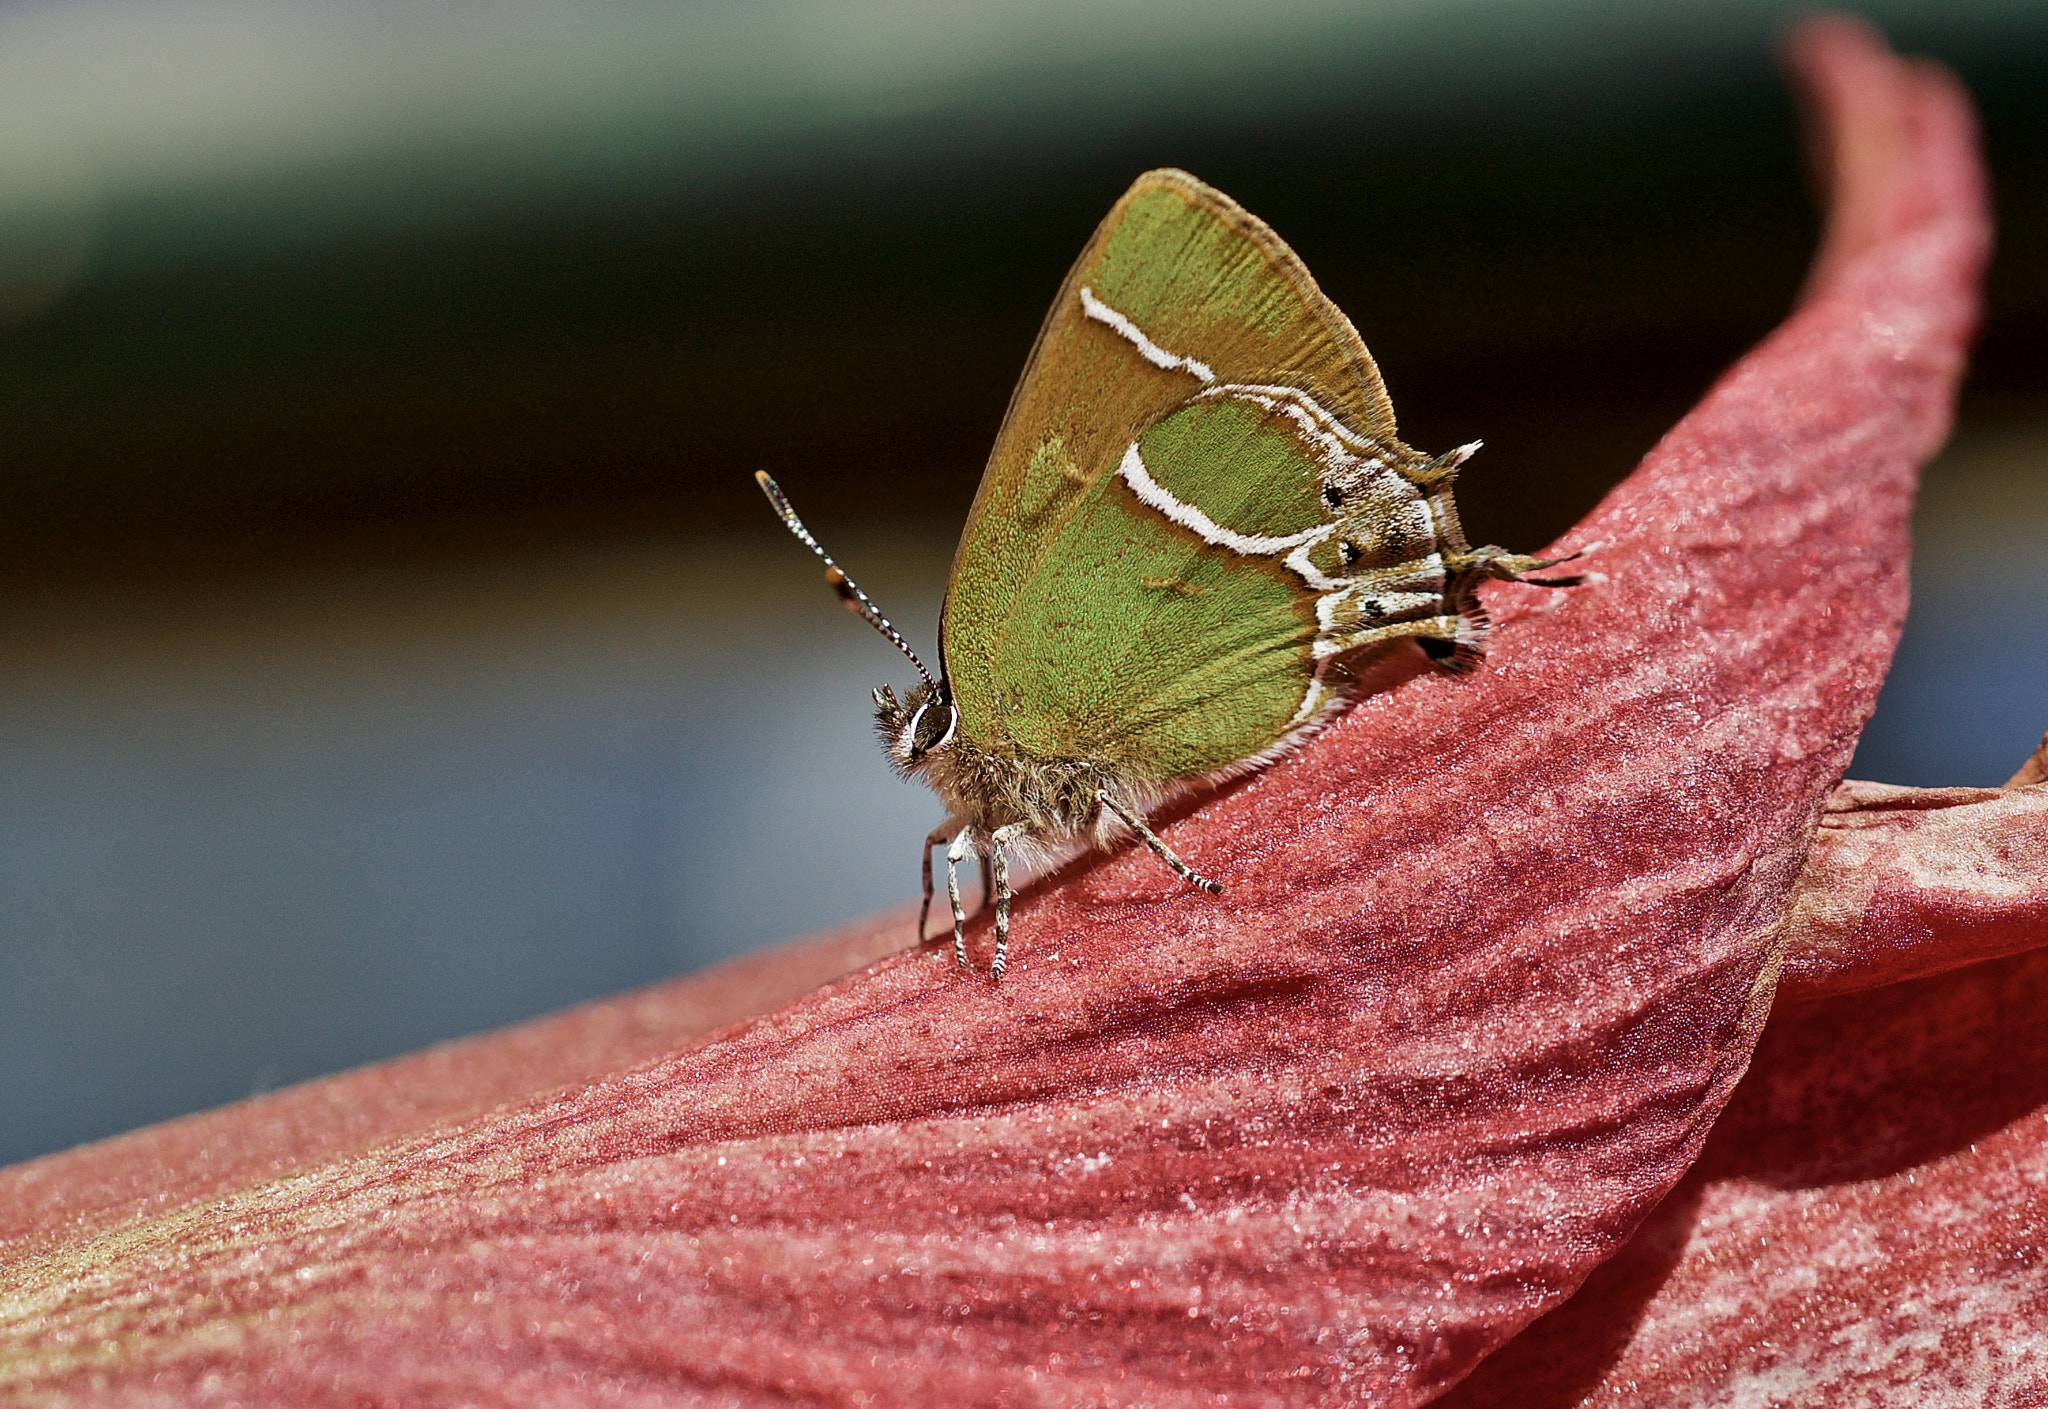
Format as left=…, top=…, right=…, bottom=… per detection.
left=0, top=16, right=1991, bottom=1406
left=1439, top=943, right=2048, bottom=1408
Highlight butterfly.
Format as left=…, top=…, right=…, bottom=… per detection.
left=758, top=168, right=1578, bottom=980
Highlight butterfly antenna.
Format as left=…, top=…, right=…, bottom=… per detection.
left=755, top=472, right=942, bottom=696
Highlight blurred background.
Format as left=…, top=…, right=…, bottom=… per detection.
left=1, top=0, right=2044, bottom=1168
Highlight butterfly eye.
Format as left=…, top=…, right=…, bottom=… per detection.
left=906, top=699, right=959, bottom=757
left=1322, top=484, right=1344, bottom=509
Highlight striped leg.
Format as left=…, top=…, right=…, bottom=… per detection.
left=986, top=821, right=1032, bottom=982
left=945, top=827, right=978, bottom=971
left=919, top=817, right=965, bottom=943
left=1096, top=789, right=1223, bottom=896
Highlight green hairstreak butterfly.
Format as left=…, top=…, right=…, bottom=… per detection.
left=759, top=168, right=1578, bottom=980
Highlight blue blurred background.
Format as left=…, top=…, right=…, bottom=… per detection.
left=0, top=0, right=2043, bottom=1167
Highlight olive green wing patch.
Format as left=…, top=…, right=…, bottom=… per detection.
left=978, top=394, right=1327, bottom=781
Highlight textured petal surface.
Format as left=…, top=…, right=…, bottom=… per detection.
left=0, top=911, right=914, bottom=1252
left=1439, top=944, right=2048, bottom=1409
left=0, top=17, right=1990, bottom=1408
left=1782, top=771, right=2048, bottom=1001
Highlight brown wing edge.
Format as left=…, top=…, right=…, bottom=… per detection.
left=1133, top=169, right=1398, bottom=437
left=938, top=168, right=1401, bottom=671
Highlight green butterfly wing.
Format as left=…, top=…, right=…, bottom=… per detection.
left=942, top=169, right=1467, bottom=784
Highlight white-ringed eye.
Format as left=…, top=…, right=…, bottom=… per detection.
left=905, top=699, right=958, bottom=756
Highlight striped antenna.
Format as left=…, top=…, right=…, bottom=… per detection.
left=755, top=472, right=943, bottom=696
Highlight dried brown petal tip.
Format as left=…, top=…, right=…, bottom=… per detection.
left=1782, top=735, right=2048, bottom=1002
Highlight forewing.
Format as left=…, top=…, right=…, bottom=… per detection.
left=945, top=169, right=1402, bottom=755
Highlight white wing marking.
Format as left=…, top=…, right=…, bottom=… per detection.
left=1116, top=444, right=1332, bottom=557
left=1079, top=287, right=1217, bottom=383
left=1083, top=297, right=1458, bottom=731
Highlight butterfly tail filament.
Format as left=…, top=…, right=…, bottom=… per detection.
left=1457, top=542, right=1595, bottom=589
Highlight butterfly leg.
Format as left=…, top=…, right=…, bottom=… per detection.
left=985, top=821, right=1033, bottom=982
left=977, top=853, right=995, bottom=919
left=945, top=827, right=979, bottom=971
left=920, top=817, right=965, bottom=943
left=1096, top=789, right=1224, bottom=896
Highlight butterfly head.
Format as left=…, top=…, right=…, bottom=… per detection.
left=874, top=682, right=958, bottom=771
